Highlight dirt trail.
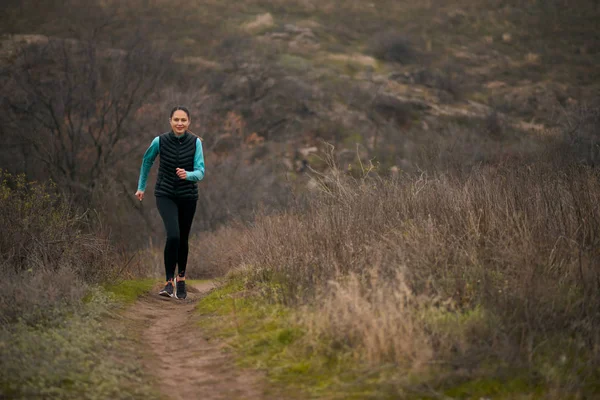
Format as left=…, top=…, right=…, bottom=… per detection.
left=122, top=281, right=277, bottom=400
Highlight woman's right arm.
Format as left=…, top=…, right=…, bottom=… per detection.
left=135, top=137, right=160, bottom=201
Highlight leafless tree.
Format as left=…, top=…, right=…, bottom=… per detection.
left=0, top=35, right=168, bottom=201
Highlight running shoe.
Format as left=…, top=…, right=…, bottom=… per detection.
left=176, top=279, right=187, bottom=300
left=159, top=281, right=174, bottom=297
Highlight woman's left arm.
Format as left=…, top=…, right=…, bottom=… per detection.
left=185, top=138, right=205, bottom=182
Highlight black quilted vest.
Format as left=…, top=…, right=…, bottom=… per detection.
left=155, top=131, right=198, bottom=200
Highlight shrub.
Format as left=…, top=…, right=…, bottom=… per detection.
left=557, top=101, right=600, bottom=165
left=367, top=31, right=415, bottom=63
left=411, top=64, right=466, bottom=102
left=0, top=171, right=117, bottom=325
left=197, top=151, right=600, bottom=394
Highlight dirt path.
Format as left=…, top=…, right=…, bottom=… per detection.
left=122, top=281, right=278, bottom=400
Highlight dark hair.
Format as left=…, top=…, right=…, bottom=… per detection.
left=170, top=106, right=190, bottom=119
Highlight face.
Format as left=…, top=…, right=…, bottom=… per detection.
left=170, top=110, right=190, bottom=135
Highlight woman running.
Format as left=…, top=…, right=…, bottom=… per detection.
left=135, top=106, right=205, bottom=299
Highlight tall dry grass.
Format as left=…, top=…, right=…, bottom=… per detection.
left=0, top=171, right=120, bottom=326
left=194, top=145, right=600, bottom=392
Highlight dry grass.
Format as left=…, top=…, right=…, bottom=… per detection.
left=303, top=271, right=435, bottom=369
left=0, top=171, right=120, bottom=325
left=194, top=141, right=600, bottom=394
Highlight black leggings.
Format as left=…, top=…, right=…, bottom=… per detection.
left=156, top=196, right=197, bottom=281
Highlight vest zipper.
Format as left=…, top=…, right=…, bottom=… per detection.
left=175, top=137, right=182, bottom=197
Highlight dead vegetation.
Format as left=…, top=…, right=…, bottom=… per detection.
left=191, top=105, right=600, bottom=395
left=2, top=0, right=598, bottom=253
left=0, top=171, right=121, bottom=326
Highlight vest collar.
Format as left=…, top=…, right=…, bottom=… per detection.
left=168, top=131, right=189, bottom=141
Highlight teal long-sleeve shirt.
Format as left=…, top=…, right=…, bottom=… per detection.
left=137, top=136, right=205, bottom=192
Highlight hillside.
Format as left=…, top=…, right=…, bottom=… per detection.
left=3, top=0, right=599, bottom=161
left=2, top=1, right=598, bottom=245
left=2, top=1, right=600, bottom=398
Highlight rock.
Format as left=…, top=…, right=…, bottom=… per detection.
left=282, top=157, right=294, bottom=171
left=525, top=52, right=540, bottom=64
left=327, top=53, right=379, bottom=69
left=284, top=24, right=311, bottom=34
left=298, top=146, right=318, bottom=157
left=295, top=20, right=321, bottom=30
left=266, top=32, right=290, bottom=40
left=296, top=30, right=318, bottom=42
left=243, top=13, right=274, bottom=33
left=485, top=81, right=506, bottom=89
left=289, top=39, right=320, bottom=52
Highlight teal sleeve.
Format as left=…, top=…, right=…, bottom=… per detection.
left=137, top=137, right=160, bottom=192
left=185, top=138, right=205, bottom=182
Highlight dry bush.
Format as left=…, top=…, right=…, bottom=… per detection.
left=409, top=64, right=467, bottom=102
left=367, top=31, right=415, bottom=64
left=373, top=115, right=528, bottom=174
left=303, top=272, right=434, bottom=369
left=195, top=152, right=293, bottom=232
left=203, top=142, right=600, bottom=392
left=188, top=221, right=252, bottom=278
left=0, top=37, right=167, bottom=200
left=0, top=172, right=118, bottom=325
left=303, top=270, right=496, bottom=375
left=556, top=101, right=600, bottom=165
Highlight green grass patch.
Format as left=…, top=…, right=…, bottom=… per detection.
left=0, top=289, right=157, bottom=399
left=196, top=278, right=594, bottom=399
left=103, top=278, right=157, bottom=304
left=195, top=279, right=429, bottom=399
left=442, top=376, right=541, bottom=399
left=196, top=279, right=355, bottom=397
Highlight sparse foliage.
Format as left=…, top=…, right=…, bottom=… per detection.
left=194, top=141, right=600, bottom=395
left=0, top=171, right=117, bottom=325
left=0, top=36, right=167, bottom=201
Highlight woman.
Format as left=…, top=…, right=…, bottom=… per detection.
left=135, top=106, right=205, bottom=299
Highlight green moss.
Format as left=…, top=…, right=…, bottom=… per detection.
left=443, top=377, right=542, bottom=399
left=103, top=279, right=157, bottom=304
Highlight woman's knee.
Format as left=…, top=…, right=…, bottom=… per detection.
left=166, top=234, right=180, bottom=245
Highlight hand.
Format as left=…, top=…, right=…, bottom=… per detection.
left=135, top=190, right=144, bottom=201
left=176, top=168, right=187, bottom=180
